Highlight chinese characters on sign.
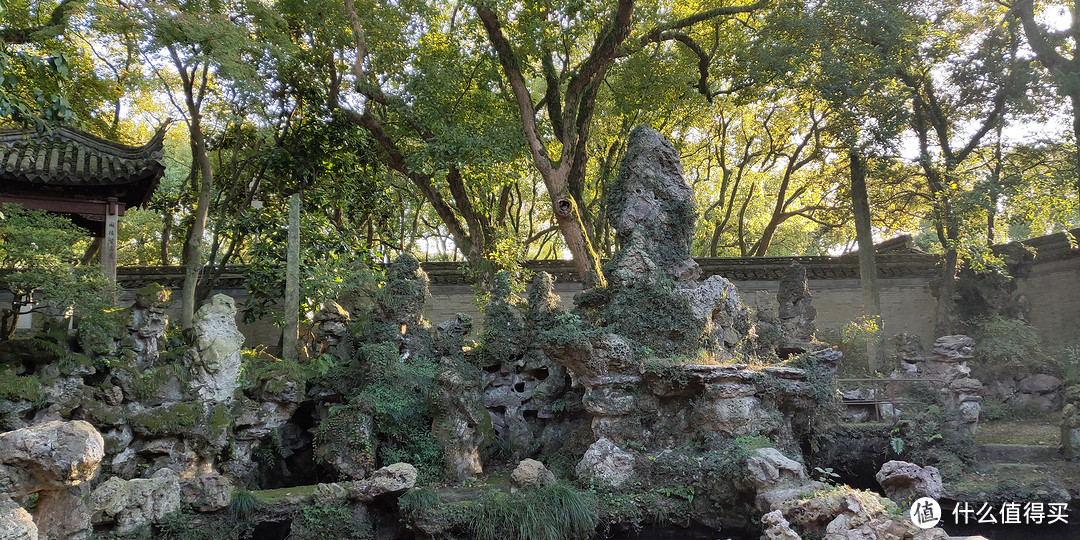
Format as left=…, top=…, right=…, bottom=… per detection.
left=950, top=501, right=1069, bottom=525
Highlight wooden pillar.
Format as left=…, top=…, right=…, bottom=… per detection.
left=103, top=197, right=119, bottom=301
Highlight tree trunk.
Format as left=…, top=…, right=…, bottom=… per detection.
left=849, top=150, right=882, bottom=373
left=1071, top=93, right=1080, bottom=216
left=181, top=119, right=214, bottom=330
left=283, top=192, right=301, bottom=361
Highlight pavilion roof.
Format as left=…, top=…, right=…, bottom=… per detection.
left=0, top=123, right=168, bottom=234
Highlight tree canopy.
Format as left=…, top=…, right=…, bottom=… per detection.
left=1, top=0, right=1077, bottom=337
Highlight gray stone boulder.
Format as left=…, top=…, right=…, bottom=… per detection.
left=186, top=294, right=245, bottom=404
left=89, top=468, right=181, bottom=533
left=0, top=495, right=37, bottom=540
left=932, top=335, right=975, bottom=360
left=34, top=488, right=91, bottom=540
left=875, top=460, right=943, bottom=504
left=747, top=448, right=807, bottom=491
left=575, top=437, right=635, bottom=488
left=510, top=459, right=556, bottom=490
left=0, top=420, right=104, bottom=498
left=179, top=471, right=233, bottom=512
left=761, top=510, right=799, bottom=540
left=347, top=462, right=417, bottom=502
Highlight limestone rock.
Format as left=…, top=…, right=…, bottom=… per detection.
left=179, top=471, right=233, bottom=512
left=761, top=510, right=799, bottom=540
left=313, top=301, right=351, bottom=363
left=431, top=365, right=490, bottom=482
left=347, top=463, right=417, bottom=502
left=875, top=460, right=943, bottom=504
left=776, top=261, right=818, bottom=355
left=0, top=420, right=104, bottom=498
left=313, top=482, right=348, bottom=506
left=1018, top=373, right=1062, bottom=394
left=128, top=283, right=171, bottom=367
left=746, top=448, right=807, bottom=492
left=776, top=486, right=949, bottom=540
left=34, top=488, right=91, bottom=540
left=186, top=294, right=245, bottom=404
left=103, top=468, right=181, bottom=534
left=89, top=476, right=128, bottom=524
left=510, top=459, right=556, bottom=490
left=576, top=437, right=635, bottom=488
left=606, top=126, right=698, bottom=282
left=0, top=495, right=37, bottom=540
left=932, top=335, right=975, bottom=360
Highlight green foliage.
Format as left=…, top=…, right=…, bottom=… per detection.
left=238, top=347, right=309, bottom=396
left=292, top=501, right=369, bottom=540
left=971, top=315, right=1060, bottom=381
left=313, top=402, right=375, bottom=477
left=0, top=204, right=113, bottom=339
left=227, top=490, right=260, bottom=519
left=0, top=367, right=44, bottom=404
left=701, top=435, right=773, bottom=483
left=0, top=45, right=77, bottom=127
left=824, top=316, right=887, bottom=378
left=398, top=486, right=442, bottom=518
left=151, top=503, right=252, bottom=540
left=471, top=483, right=598, bottom=540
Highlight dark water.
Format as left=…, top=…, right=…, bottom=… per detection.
left=941, top=522, right=1080, bottom=539
left=609, top=526, right=751, bottom=539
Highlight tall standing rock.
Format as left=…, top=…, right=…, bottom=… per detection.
left=776, top=261, right=819, bottom=356
left=606, top=125, right=699, bottom=283
left=186, top=294, right=245, bottom=404
left=594, top=126, right=750, bottom=358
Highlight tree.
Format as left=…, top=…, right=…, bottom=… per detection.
left=474, top=0, right=768, bottom=286
left=1008, top=0, right=1080, bottom=216
left=896, top=2, right=1034, bottom=335
left=0, top=204, right=108, bottom=339
left=0, top=0, right=80, bottom=127
left=134, top=0, right=258, bottom=329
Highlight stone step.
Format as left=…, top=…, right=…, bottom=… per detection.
left=975, top=443, right=1060, bottom=463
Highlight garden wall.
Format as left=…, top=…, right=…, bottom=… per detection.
left=23, top=229, right=1076, bottom=353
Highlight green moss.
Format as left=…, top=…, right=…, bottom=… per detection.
left=57, top=353, right=95, bottom=376
left=239, top=348, right=307, bottom=397
left=129, top=402, right=201, bottom=435
left=82, top=399, right=126, bottom=426
left=250, top=484, right=317, bottom=504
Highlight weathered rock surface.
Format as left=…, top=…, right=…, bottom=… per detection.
left=761, top=510, right=800, bottom=540
left=776, top=261, right=820, bottom=356
left=510, top=458, right=556, bottom=490
left=875, top=460, right=943, bottom=504
left=432, top=365, right=490, bottom=482
left=179, top=471, right=233, bottom=512
left=347, top=462, right=417, bottom=502
left=186, top=294, right=245, bottom=404
left=775, top=486, right=948, bottom=540
left=0, top=495, right=37, bottom=540
left=0, top=420, right=104, bottom=497
left=606, top=125, right=698, bottom=282
left=127, top=284, right=171, bottom=367
left=576, top=437, right=636, bottom=488
left=1062, top=385, right=1080, bottom=461
left=34, top=488, right=91, bottom=540
left=89, top=468, right=180, bottom=533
